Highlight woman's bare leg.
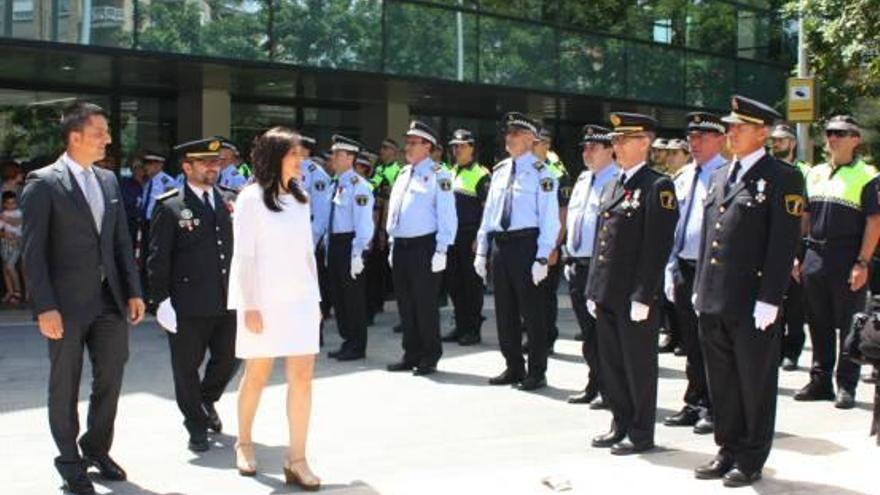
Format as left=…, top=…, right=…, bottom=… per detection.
left=237, top=357, right=274, bottom=444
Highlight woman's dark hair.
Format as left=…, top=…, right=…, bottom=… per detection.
left=2, top=191, right=16, bottom=203
left=251, top=126, right=308, bottom=211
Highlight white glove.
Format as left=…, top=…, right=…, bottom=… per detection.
left=564, top=264, right=575, bottom=281
left=531, top=261, right=548, bottom=286
left=630, top=301, right=650, bottom=322
left=350, top=255, right=364, bottom=279
left=753, top=301, right=779, bottom=331
left=664, top=273, right=675, bottom=303
left=587, top=299, right=597, bottom=318
left=431, top=252, right=447, bottom=273
left=387, top=245, right=393, bottom=269
left=474, top=255, right=488, bottom=282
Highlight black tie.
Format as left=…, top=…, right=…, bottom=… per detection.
left=202, top=190, right=216, bottom=222
left=500, top=160, right=517, bottom=230
left=725, top=161, right=741, bottom=195
left=614, top=173, right=626, bottom=195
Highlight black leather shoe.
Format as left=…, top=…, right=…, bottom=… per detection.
left=658, top=334, right=676, bottom=353
left=793, top=380, right=835, bottom=401
left=835, top=389, right=855, bottom=409
left=386, top=361, right=415, bottom=372
left=664, top=405, right=700, bottom=427
left=722, top=468, right=762, bottom=487
left=392, top=324, right=404, bottom=334
left=694, top=458, right=733, bottom=480
left=188, top=437, right=210, bottom=453
left=573, top=332, right=584, bottom=341
left=413, top=364, right=437, bottom=376
left=673, top=346, right=686, bottom=357
left=864, top=368, right=879, bottom=384
left=335, top=350, right=366, bottom=361
left=610, top=440, right=655, bottom=456
left=591, top=430, right=625, bottom=448
left=441, top=330, right=461, bottom=342
left=567, top=387, right=599, bottom=405
left=327, top=347, right=346, bottom=359
left=488, top=369, right=525, bottom=386
left=781, top=357, right=798, bottom=371
left=693, top=416, right=715, bottom=435
left=589, top=395, right=609, bottom=410
left=517, top=376, right=547, bottom=391
left=82, top=454, right=127, bottom=481
left=204, top=402, right=222, bottom=433
left=62, top=470, right=95, bottom=495
left=458, top=333, right=482, bottom=346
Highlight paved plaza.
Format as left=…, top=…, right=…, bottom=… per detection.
left=0, top=299, right=877, bottom=495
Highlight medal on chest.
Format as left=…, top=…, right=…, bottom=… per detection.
left=622, top=189, right=641, bottom=211
left=178, top=208, right=200, bottom=231
left=755, top=179, right=767, bottom=203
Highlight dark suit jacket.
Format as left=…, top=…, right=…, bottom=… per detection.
left=693, top=153, right=805, bottom=318
left=586, top=165, right=679, bottom=308
left=21, top=156, right=142, bottom=322
left=147, top=185, right=235, bottom=317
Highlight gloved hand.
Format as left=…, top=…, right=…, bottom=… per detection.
left=350, top=255, right=364, bottom=279
left=474, top=255, right=488, bottom=282
left=664, top=273, right=675, bottom=303
left=387, top=245, right=394, bottom=269
left=564, top=264, right=575, bottom=281
left=753, top=301, right=779, bottom=331
left=587, top=299, right=597, bottom=318
left=531, top=261, right=549, bottom=286
left=630, top=301, right=650, bottom=322
left=431, top=252, right=447, bottom=273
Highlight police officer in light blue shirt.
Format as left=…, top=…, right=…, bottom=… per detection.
left=385, top=121, right=457, bottom=376
left=475, top=111, right=560, bottom=391
left=563, top=124, right=618, bottom=406
left=301, top=135, right=333, bottom=250
left=141, top=152, right=177, bottom=222
left=662, top=111, right=727, bottom=434
left=217, top=139, right=248, bottom=190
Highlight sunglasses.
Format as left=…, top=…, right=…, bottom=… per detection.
left=826, top=130, right=857, bottom=138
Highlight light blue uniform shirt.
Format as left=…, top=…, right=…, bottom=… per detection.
left=141, top=170, right=177, bottom=220
left=565, top=163, right=619, bottom=258
left=476, top=152, right=561, bottom=259
left=328, top=169, right=375, bottom=254
left=302, top=159, right=333, bottom=249
left=218, top=164, right=248, bottom=190
left=386, top=157, right=457, bottom=253
left=672, top=154, right=725, bottom=261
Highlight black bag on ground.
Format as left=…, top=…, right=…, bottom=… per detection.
left=843, top=312, right=880, bottom=366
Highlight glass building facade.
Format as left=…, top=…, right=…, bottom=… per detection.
left=0, top=0, right=794, bottom=169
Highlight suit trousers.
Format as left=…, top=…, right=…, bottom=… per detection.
left=567, top=259, right=601, bottom=391
left=672, top=258, right=711, bottom=411
left=328, top=233, right=368, bottom=354
left=595, top=302, right=659, bottom=446
left=699, top=313, right=780, bottom=472
left=48, top=284, right=128, bottom=478
left=168, top=313, right=238, bottom=438
left=392, top=234, right=442, bottom=367
left=781, top=275, right=807, bottom=362
left=447, top=227, right=484, bottom=338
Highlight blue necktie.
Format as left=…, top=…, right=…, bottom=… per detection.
left=571, top=174, right=595, bottom=251
left=500, top=161, right=517, bottom=230
left=674, top=166, right=701, bottom=254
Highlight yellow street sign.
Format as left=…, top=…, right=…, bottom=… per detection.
left=787, top=77, right=817, bottom=122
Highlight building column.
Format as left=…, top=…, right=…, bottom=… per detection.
left=177, top=66, right=231, bottom=141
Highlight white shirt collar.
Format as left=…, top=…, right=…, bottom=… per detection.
left=731, top=147, right=766, bottom=178
left=187, top=182, right=214, bottom=207
left=621, top=161, right=646, bottom=184
left=62, top=152, right=93, bottom=177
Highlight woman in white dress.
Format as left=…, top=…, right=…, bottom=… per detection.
left=227, top=126, right=321, bottom=490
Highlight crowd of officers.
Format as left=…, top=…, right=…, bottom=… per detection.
left=139, top=93, right=879, bottom=489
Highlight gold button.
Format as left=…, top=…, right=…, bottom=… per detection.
left=710, top=258, right=717, bottom=265
left=599, top=254, right=605, bottom=261
left=217, top=240, right=222, bottom=245
left=603, top=212, right=610, bottom=218
left=715, top=222, right=721, bottom=230
left=719, top=206, right=726, bottom=213
left=220, top=254, right=225, bottom=260
left=600, top=241, right=606, bottom=247
left=602, top=226, right=608, bottom=232
left=712, top=241, right=719, bottom=248
left=757, top=270, right=763, bottom=277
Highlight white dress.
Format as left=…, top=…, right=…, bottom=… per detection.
left=228, top=184, right=322, bottom=358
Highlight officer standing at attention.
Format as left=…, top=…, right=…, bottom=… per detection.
left=441, top=129, right=490, bottom=346
left=369, top=139, right=403, bottom=322
left=586, top=112, right=678, bottom=455
left=692, top=95, right=804, bottom=487
left=770, top=123, right=810, bottom=371
left=534, top=127, right=572, bottom=353
left=322, top=135, right=375, bottom=361
left=301, top=135, right=333, bottom=251
left=662, top=112, right=727, bottom=435
left=564, top=124, right=618, bottom=407
left=146, top=137, right=239, bottom=453
left=475, top=112, right=560, bottom=391
left=385, top=121, right=457, bottom=376
left=794, top=115, right=880, bottom=409
left=217, top=139, right=248, bottom=191
left=141, top=152, right=177, bottom=223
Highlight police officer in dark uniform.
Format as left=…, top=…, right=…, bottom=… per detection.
left=692, top=96, right=804, bottom=487
left=586, top=112, right=678, bottom=456
left=147, top=137, right=239, bottom=453
left=441, top=129, right=490, bottom=346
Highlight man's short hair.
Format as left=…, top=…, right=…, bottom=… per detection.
left=60, top=101, right=109, bottom=142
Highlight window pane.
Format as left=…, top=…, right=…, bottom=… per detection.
left=559, top=31, right=626, bottom=98
left=608, top=0, right=687, bottom=46
left=1, top=0, right=133, bottom=46
left=384, top=2, right=477, bottom=82
left=478, top=0, right=556, bottom=23
left=686, top=53, right=734, bottom=109
left=685, top=0, right=735, bottom=55
left=737, top=8, right=772, bottom=60
left=478, top=16, right=555, bottom=90
left=626, top=41, right=684, bottom=105
left=736, top=59, right=786, bottom=107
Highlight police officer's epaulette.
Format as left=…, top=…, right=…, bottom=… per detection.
left=308, top=163, right=316, bottom=173
left=350, top=175, right=360, bottom=185
left=533, top=160, right=545, bottom=171
left=432, top=164, right=442, bottom=173
left=217, top=184, right=238, bottom=194
left=156, top=188, right=179, bottom=202
left=160, top=175, right=172, bottom=184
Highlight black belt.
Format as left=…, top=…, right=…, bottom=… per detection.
left=490, top=228, right=539, bottom=242
left=677, top=257, right=697, bottom=268
left=805, top=238, right=860, bottom=253
left=569, top=256, right=591, bottom=266
left=393, top=233, right=436, bottom=247
left=330, top=232, right=355, bottom=239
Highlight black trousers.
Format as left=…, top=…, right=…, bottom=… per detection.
left=543, top=254, right=561, bottom=347
left=567, top=259, right=601, bottom=391
left=802, top=248, right=864, bottom=393
left=329, top=234, right=368, bottom=354
left=699, top=313, right=780, bottom=472
left=316, top=245, right=332, bottom=319
left=671, top=258, right=711, bottom=411
left=49, top=285, right=128, bottom=478
left=781, top=275, right=807, bottom=362
left=447, top=227, right=484, bottom=338
left=492, top=230, right=547, bottom=378
left=595, top=302, right=659, bottom=446
left=393, top=234, right=442, bottom=367
left=168, top=313, right=238, bottom=438
left=365, top=240, right=390, bottom=317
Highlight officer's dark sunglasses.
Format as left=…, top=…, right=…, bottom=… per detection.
left=825, top=130, right=857, bottom=138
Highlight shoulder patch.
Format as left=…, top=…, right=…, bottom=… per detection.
left=157, top=188, right=179, bottom=202
left=784, top=194, right=805, bottom=217
left=355, top=194, right=369, bottom=206
left=659, top=190, right=677, bottom=210
left=438, top=177, right=452, bottom=192
left=308, top=163, right=316, bottom=173
left=560, top=185, right=573, bottom=200
left=350, top=176, right=359, bottom=185
left=314, top=180, right=326, bottom=192
left=540, top=177, right=555, bottom=192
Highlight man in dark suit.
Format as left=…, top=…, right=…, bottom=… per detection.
left=147, top=138, right=239, bottom=452
left=692, top=95, right=804, bottom=487
left=585, top=112, right=678, bottom=456
left=21, top=102, right=145, bottom=495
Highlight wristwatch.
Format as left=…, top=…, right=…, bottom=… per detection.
left=535, top=258, right=548, bottom=265
left=855, top=257, right=869, bottom=268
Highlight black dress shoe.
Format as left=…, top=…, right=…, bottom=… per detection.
left=793, top=380, right=835, bottom=401
left=864, top=368, right=879, bottom=384
left=722, top=468, right=762, bottom=487
left=591, top=430, right=625, bottom=448
left=567, top=387, right=599, bottom=405
left=589, top=395, right=609, bottom=410
left=658, top=334, right=676, bottom=353
left=441, top=330, right=462, bottom=342
left=62, top=470, right=95, bottom=495
left=694, top=458, right=733, bottom=480
left=204, top=402, right=222, bottom=433
left=327, top=347, right=345, bottom=359
left=488, top=369, right=525, bottom=385
left=664, top=405, right=701, bottom=427
left=517, top=376, right=547, bottom=391
left=335, top=350, right=366, bottom=361
left=693, top=416, right=715, bottom=435
left=82, top=454, right=127, bottom=481
left=835, top=389, right=855, bottom=409
left=573, top=332, right=584, bottom=342
left=610, top=440, right=655, bottom=456
left=413, top=364, right=437, bottom=376
left=386, top=361, right=415, bottom=372
left=673, top=346, right=686, bottom=357
left=781, top=357, right=798, bottom=371
left=458, top=333, right=482, bottom=346
left=188, top=437, right=210, bottom=453
left=392, top=324, right=404, bottom=334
